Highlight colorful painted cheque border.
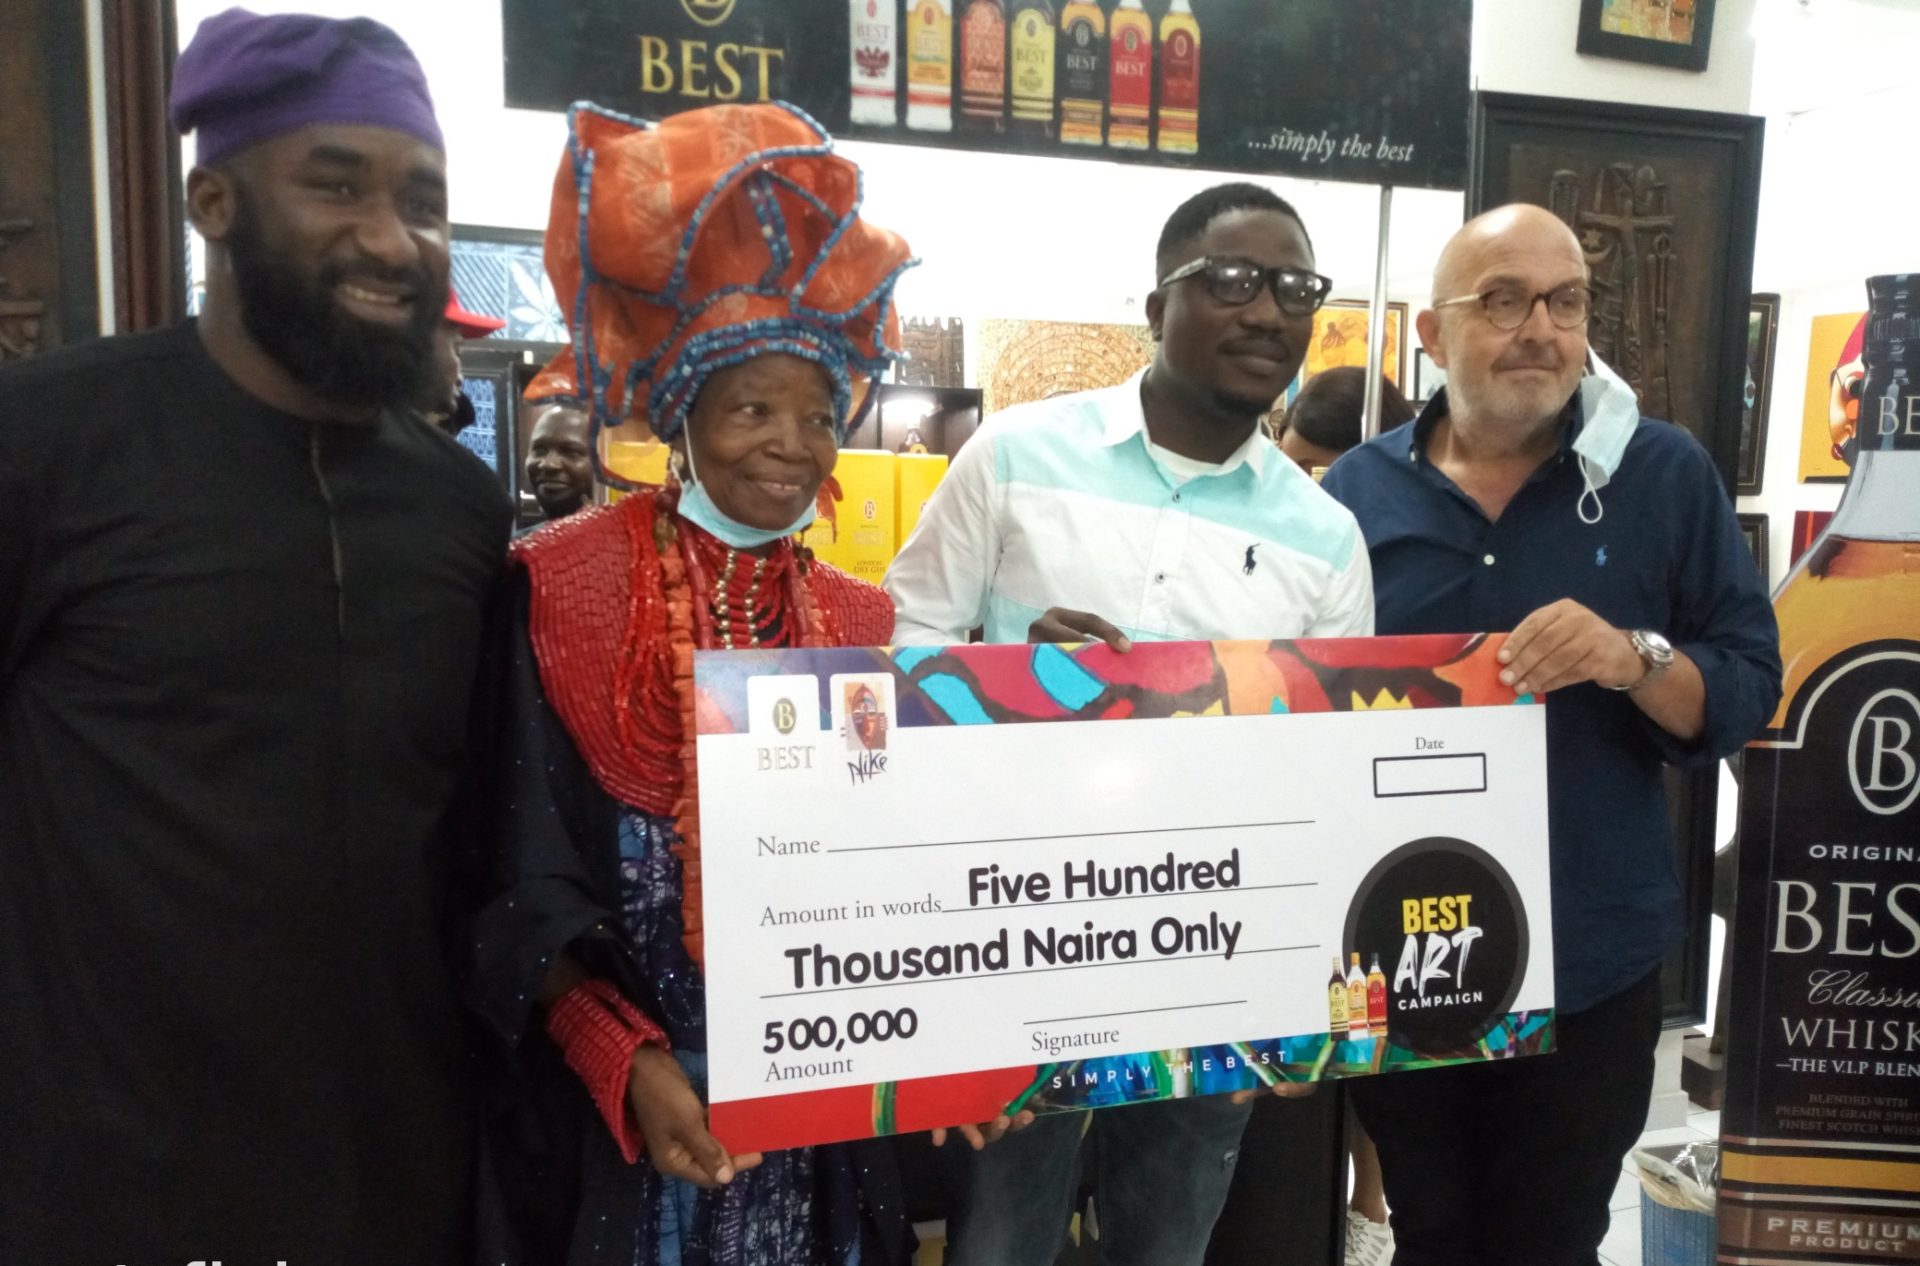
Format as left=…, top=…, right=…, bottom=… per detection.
left=697, top=634, right=1555, bottom=1153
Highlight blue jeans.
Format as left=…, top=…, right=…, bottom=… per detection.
left=944, top=1096, right=1252, bottom=1266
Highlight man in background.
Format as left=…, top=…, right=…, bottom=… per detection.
left=523, top=401, right=596, bottom=523
left=0, top=11, right=509, bottom=1262
left=420, top=286, right=506, bottom=437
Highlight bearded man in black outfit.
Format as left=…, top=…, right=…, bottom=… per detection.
left=0, top=10, right=508, bottom=1263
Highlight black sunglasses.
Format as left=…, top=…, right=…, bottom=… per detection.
left=1157, top=256, right=1334, bottom=317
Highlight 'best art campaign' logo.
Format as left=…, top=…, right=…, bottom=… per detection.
left=1342, top=836, right=1529, bottom=1054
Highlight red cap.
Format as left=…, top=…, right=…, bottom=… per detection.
left=446, top=286, right=505, bottom=339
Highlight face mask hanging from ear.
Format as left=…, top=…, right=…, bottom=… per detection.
left=674, top=442, right=819, bottom=550
left=1571, top=350, right=1642, bottom=525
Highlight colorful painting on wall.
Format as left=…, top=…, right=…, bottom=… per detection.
left=1797, top=312, right=1867, bottom=484
left=1303, top=301, right=1408, bottom=390
left=1788, top=510, right=1834, bottom=566
left=1577, top=0, right=1716, bottom=71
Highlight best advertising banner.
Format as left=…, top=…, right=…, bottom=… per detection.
left=692, top=634, right=1554, bottom=1153
left=500, top=0, right=1471, bottom=191
left=1719, top=641, right=1920, bottom=1261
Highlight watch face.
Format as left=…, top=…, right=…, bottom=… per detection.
left=1637, top=630, right=1675, bottom=662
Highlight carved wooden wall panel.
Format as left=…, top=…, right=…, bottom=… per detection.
left=0, top=0, right=102, bottom=360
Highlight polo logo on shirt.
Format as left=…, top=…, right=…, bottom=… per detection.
left=1243, top=544, right=1258, bottom=576
left=1595, top=546, right=1608, bottom=567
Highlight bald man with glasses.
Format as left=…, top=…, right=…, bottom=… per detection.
left=1319, top=204, right=1779, bottom=1266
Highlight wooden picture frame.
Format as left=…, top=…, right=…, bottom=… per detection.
left=1577, top=0, right=1716, bottom=72
left=1737, top=512, right=1770, bottom=589
left=457, top=338, right=567, bottom=525
left=1738, top=294, right=1778, bottom=496
left=1470, top=90, right=1763, bottom=1032
left=1469, top=91, right=1764, bottom=493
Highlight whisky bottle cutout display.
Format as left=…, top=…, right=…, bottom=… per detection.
left=848, top=0, right=899, bottom=126
left=1346, top=952, right=1369, bottom=1041
left=958, top=0, right=1007, bottom=132
left=1367, top=953, right=1388, bottom=1039
left=1056, top=0, right=1105, bottom=146
left=1327, top=955, right=1349, bottom=1037
left=1156, top=0, right=1200, bottom=154
left=1718, top=273, right=1920, bottom=1265
left=1007, top=1, right=1056, bottom=138
left=905, top=0, right=955, bottom=132
left=1106, top=0, right=1151, bottom=150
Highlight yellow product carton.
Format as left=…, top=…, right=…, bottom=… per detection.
left=601, top=437, right=671, bottom=498
left=805, top=449, right=895, bottom=584
left=895, top=452, right=949, bottom=548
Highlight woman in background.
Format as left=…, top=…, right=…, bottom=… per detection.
left=1270, top=366, right=1416, bottom=477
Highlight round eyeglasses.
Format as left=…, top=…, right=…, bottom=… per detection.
left=1433, top=283, right=1592, bottom=331
left=1157, top=256, right=1334, bottom=317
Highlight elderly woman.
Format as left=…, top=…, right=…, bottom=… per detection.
left=470, top=102, right=913, bottom=1266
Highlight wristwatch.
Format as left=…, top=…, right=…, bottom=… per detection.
left=1612, top=629, right=1676, bottom=692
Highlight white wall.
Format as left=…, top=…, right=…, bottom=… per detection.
left=1739, top=0, right=1920, bottom=583
left=1472, top=0, right=1758, bottom=113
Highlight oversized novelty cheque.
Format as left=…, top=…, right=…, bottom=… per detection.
left=695, top=635, right=1556, bottom=1152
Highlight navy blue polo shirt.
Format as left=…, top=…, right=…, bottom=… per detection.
left=1321, top=390, right=1781, bottom=1014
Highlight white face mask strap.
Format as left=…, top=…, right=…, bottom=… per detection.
left=1578, top=458, right=1605, bottom=525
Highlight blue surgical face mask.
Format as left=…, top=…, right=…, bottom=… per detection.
left=1572, top=350, right=1642, bottom=525
left=674, top=442, right=818, bottom=550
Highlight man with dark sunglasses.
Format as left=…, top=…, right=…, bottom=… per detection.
left=886, top=183, right=1373, bottom=1266
left=1320, top=204, right=1779, bottom=1265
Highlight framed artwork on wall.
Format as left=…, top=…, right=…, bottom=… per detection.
left=895, top=317, right=966, bottom=389
left=1736, top=512, right=1770, bottom=589
left=1577, top=0, right=1717, bottom=72
left=1796, top=311, right=1865, bottom=484
left=1469, top=91, right=1764, bottom=494
left=1737, top=294, right=1778, bottom=496
left=1790, top=509, right=1835, bottom=566
left=459, top=339, right=567, bottom=526
left=1303, top=300, right=1409, bottom=390
left=450, top=224, right=568, bottom=344
left=976, top=319, right=1156, bottom=418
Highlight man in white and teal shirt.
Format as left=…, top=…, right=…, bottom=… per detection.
left=886, top=182, right=1373, bottom=1266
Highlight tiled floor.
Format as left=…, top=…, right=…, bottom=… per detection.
left=1599, top=1107, right=1720, bottom=1266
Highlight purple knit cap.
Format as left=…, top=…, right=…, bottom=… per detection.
left=170, top=8, right=444, bottom=167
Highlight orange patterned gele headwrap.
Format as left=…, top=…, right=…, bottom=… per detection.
left=527, top=100, right=916, bottom=487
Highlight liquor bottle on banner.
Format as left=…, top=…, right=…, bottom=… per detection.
left=1106, top=0, right=1151, bottom=150
left=1346, top=952, right=1369, bottom=1040
left=958, top=0, right=1007, bottom=132
left=1367, top=953, right=1388, bottom=1039
left=848, top=0, right=899, bottom=127
left=905, top=0, right=955, bottom=132
left=1056, top=0, right=1105, bottom=146
left=1327, top=955, right=1349, bottom=1037
left=1007, top=1, right=1056, bottom=139
left=1156, top=0, right=1200, bottom=154
left=1718, top=274, right=1920, bottom=1266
